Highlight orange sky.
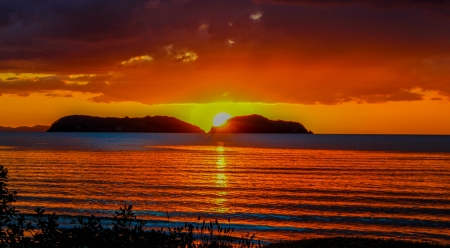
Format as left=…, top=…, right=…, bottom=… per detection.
left=1, top=0, right=450, bottom=134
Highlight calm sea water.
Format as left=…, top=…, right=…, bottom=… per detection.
left=1, top=133, right=450, bottom=243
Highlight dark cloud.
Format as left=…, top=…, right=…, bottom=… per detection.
left=431, top=97, right=443, bottom=101
left=45, top=93, right=73, bottom=98
left=0, top=0, right=255, bottom=72
left=0, top=3, right=15, bottom=28
left=253, top=0, right=450, bottom=8
left=357, top=90, right=424, bottom=103
left=1, top=0, right=147, bottom=41
left=253, top=0, right=450, bottom=18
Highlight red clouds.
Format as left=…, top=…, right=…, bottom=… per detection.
left=1, top=0, right=449, bottom=104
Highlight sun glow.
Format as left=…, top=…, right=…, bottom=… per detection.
left=212, top=112, right=231, bottom=127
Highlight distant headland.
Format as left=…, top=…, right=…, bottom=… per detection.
left=46, top=115, right=205, bottom=133
left=209, top=114, right=313, bottom=134
left=0, top=125, right=50, bottom=132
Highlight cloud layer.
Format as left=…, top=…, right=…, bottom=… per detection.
left=1, top=0, right=449, bottom=104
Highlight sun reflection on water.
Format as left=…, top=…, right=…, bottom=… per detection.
left=216, top=173, right=227, bottom=187
left=216, top=146, right=225, bottom=153
left=213, top=145, right=229, bottom=213
left=216, top=157, right=226, bottom=169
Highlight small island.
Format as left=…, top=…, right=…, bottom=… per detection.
left=209, top=114, right=313, bottom=134
left=46, top=115, right=205, bottom=133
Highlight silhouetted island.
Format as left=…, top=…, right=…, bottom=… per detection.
left=0, top=125, right=50, bottom=132
left=47, top=115, right=204, bottom=133
left=209, top=114, right=313, bottom=134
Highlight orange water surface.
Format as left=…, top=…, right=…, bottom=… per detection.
left=1, top=134, right=450, bottom=242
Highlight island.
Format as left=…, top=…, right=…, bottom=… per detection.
left=208, top=114, right=313, bottom=134
left=46, top=115, right=204, bottom=133
left=0, top=125, right=50, bottom=132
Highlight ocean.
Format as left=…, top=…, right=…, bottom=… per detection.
left=0, top=133, right=449, bottom=243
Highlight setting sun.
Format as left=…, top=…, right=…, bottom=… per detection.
left=212, top=112, right=231, bottom=127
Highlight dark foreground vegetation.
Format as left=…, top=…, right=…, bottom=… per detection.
left=2, top=165, right=449, bottom=248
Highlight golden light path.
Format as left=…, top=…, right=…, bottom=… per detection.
left=213, top=145, right=229, bottom=213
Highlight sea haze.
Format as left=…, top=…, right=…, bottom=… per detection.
left=1, top=133, right=449, bottom=242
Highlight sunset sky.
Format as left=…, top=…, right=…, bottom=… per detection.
left=1, top=0, right=450, bottom=133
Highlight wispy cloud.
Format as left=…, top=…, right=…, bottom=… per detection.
left=0, top=74, right=109, bottom=96
left=120, top=55, right=154, bottom=67
left=173, top=50, right=198, bottom=63
left=250, top=12, right=263, bottom=20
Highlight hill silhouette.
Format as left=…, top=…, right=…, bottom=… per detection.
left=209, top=114, right=313, bottom=134
left=0, top=125, right=50, bottom=132
left=47, top=115, right=204, bottom=133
